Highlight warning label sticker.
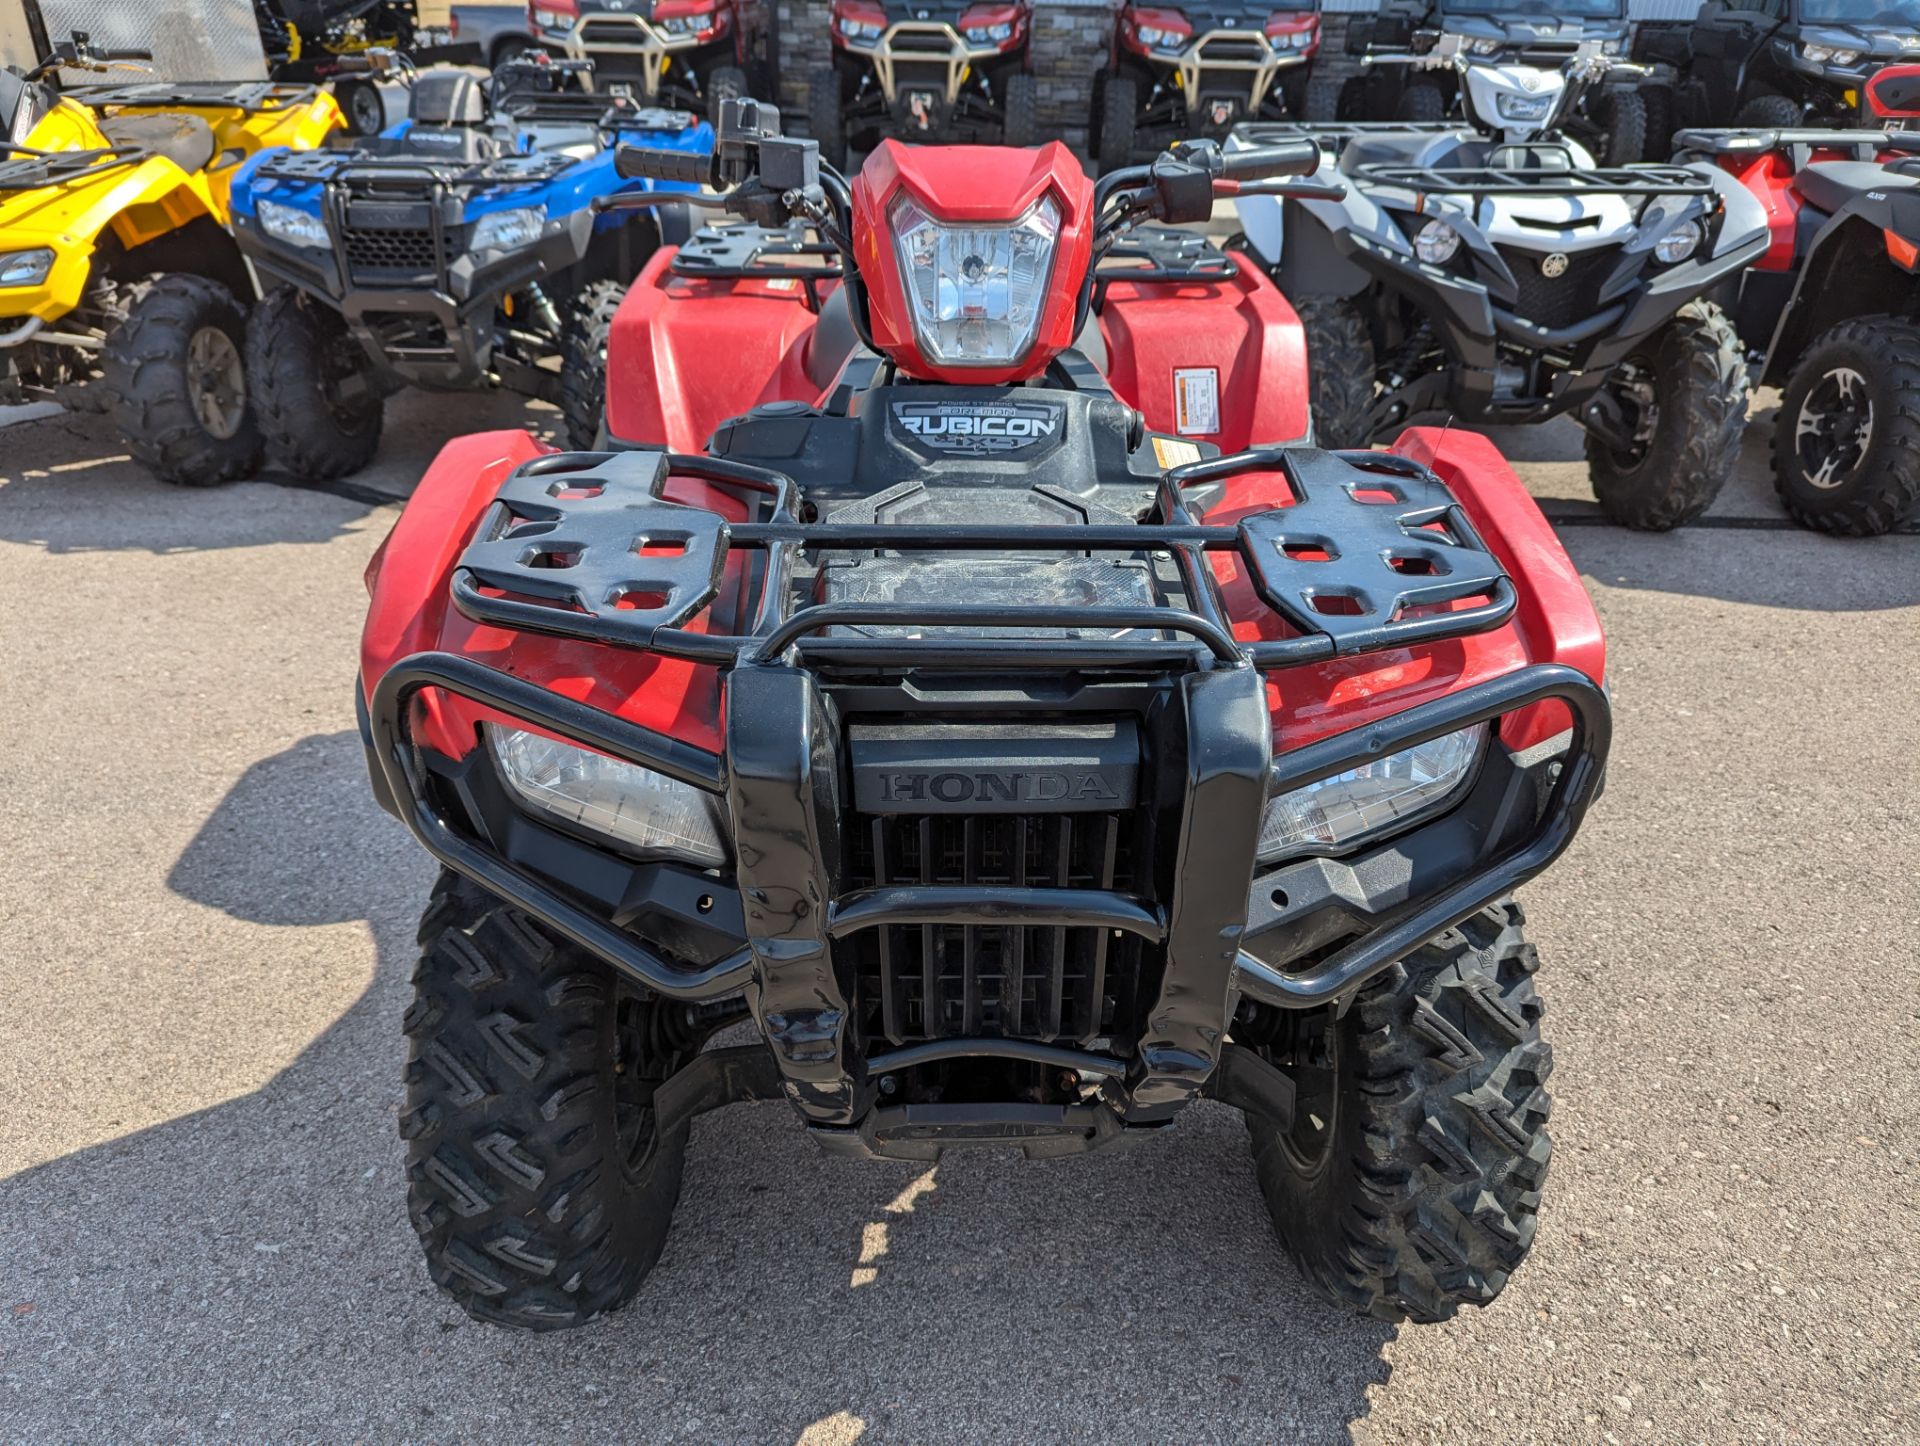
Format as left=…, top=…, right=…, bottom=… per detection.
left=1173, top=367, right=1220, bottom=436
left=1151, top=436, right=1203, bottom=469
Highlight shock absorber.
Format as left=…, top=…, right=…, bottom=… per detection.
left=522, top=281, right=563, bottom=335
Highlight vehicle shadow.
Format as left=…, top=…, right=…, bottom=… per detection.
left=0, top=732, right=1396, bottom=1440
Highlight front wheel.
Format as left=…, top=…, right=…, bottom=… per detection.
left=1735, top=93, right=1803, bottom=129
left=101, top=274, right=263, bottom=486
left=1249, top=902, right=1554, bottom=1324
left=245, top=288, right=385, bottom=483
left=1096, top=73, right=1138, bottom=174
left=1001, top=71, right=1038, bottom=147
left=704, top=64, right=748, bottom=125
left=403, top=872, right=697, bottom=1331
left=807, top=66, right=848, bottom=171
left=1294, top=294, right=1376, bottom=449
left=1585, top=300, right=1748, bottom=531
left=1397, top=82, right=1447, bottom=123
left=1595, top=88, right=1646, bottom=166
left=1302, top=73, right=1344, bottom=123
left=1771, top=317, right=1920, bottom=536
left=558, top=280, right=626, bottom=450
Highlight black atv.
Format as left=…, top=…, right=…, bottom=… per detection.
left=1091, top=0, right=1322, bottom=173
left=1637, top=0, right=1920, bottom=134
left=807, top=0, right=1037, bottom=168
left=1326, top=0, right=1650, bottom=166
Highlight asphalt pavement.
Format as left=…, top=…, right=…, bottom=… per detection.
left=0, top=391, right=1915, bottom=1443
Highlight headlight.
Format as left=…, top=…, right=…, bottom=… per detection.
left=838, top=16, right=884, bottom=40
left=1268, top=29, right=1314, bottom=52
left=964, top=22, right=1013, bottom=43
left=1494, top=91, right=1555, bottom=123
left=255, top=199, right=330, bottom=250
left=1446, top=34, right=1501, bottom=56
left=891, top=193, right=1060, bottom=367
left=531, top=7, right=572, bottom=30
left=1413, top=217, right=1461, bottom=264
left=1137, top=24, right=1188, bottom=52
left=471, top=205, right=546, bottom=251
left=0, top=248, right=56, bottom=287
left=1803, top=43, right=1862, bottom=67
left=1258, top=724, right=1486, bottom=863
left=489, top=726, right=729, bottom=867
left=1653, top=218, right=1703, bottom=263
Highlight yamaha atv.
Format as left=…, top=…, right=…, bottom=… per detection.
left=358, top=97, right=1611, bottom=1331
left=230, top=55, right=711, bottom=479
left=530, top=0, right=777, bottom=124
left=1676, top=65, right=1920, bottom=534
left=1234, top=100, right=1769, bottom=530
left=807, top=0, right=1036, bottom=169
left=1328, top=0, right=1649, bottom=166
left=1090, top=0, right=1322, bottom=173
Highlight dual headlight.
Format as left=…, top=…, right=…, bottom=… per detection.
left=964, top=21, right=1014, bottom=44
left=490, top=726, right=729, bottom=868
left=1137, top=24, right=1187, bottom=52
left=1803, top=42, right=1863, bottom=68
left=1445, top=33, right=1504, bottom=57
left=891, top=193, right=1060, bottom=367
left=838, top=15, right=884, bottom=41
left=256, top=199, right=329, bottom=250
left=1258, top=724, right=1486, bottom=863
left=0, top=248, right=56, bottom=288
left=472, top=205, right=547, bottom=252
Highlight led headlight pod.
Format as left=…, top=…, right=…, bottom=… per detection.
left=1803, top=43, right=1862, bottom=68
left=1137, top=24, right=1187, bottom=52
left=1413, top=218, right=1461, bottom=265
left=489, top=726, right=728, bottom=867
left=891, top=193, right=1060, bottom=367
left=0, top=248, right=56, bottom=287
left=472, top=205, right=546, bottom=252
left=256, top=199, right=329, bottom=250
left=964, top=22, right=1013, bottom=43
left=1653, top=218, right=1703, bottom=263
left=1258, top=723, right=1487, bottom=863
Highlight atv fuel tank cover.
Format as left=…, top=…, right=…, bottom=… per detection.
left=848, top=721, right=1140, bottom=814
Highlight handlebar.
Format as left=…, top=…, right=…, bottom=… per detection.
left=100, top=46, right=152, bottom=61
left=1217, top=139, right=1321, bottom=182
left=614, top=144, right=715, bottom=186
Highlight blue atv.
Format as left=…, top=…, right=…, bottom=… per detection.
left=230, top=55, right=712, bottom=479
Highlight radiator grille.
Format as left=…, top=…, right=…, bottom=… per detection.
left=846, top=812, right=1148, bottom=1047
left=1495, top=246, right=1617, bottom=331
left=342, top=226, right=438, bottom=278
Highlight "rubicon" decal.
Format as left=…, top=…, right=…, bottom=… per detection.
left=890, top=400, right=1066, bottom=455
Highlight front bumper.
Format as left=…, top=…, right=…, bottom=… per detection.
left=841, top=24, right=1011, bottom=107
left=362, top=445, right=1610, bottom=1157
left=1143, top=31, right=1311, bottom=124
left=546, top=14, right=704, bottom=100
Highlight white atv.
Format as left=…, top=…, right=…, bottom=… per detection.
left=1231, top=50, right=1773, bottom=530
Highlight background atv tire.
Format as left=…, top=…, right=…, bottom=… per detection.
left=1295, top=295, right=1376, bottom=449
left=1586, top=300, right=1747, bottom=531
left=402, top=872, right=696, bottom=1331
left=1249, top=902, right=1553, bottom=1324
left=102, top=274, right=262, bottom=486
left=246, top=288, right=384, bottom=483
left=1735, top=93, right=1802, bottom=128
left=808, top=67, right=848, bottom=170
left=1640, top=84, right=1675, bottom=162
left=1596, top=88, right=1646, bottom=166
left=558, top=280, right=626, bottom=450
left=705, top=64, right=748, bottom=125
left=1770, top=317, right=1920, bottom=536
left=1001, top=71, right=1039, bottom=147
left=1097, top=73, right=1138, bottom=174
left=1303, top=73, right=1345, bottom=123
left=1397, top=82, right=1447, bottom=123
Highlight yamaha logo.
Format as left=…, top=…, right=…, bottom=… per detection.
left=1541, top=253, right=1570, bottom=278
left=891, top=400, right=1066, bottom=455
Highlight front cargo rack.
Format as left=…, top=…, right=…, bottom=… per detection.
left=0, top=141, right=144, bottom=191
left=1353, top=161, right=1715, bottom=197
left=66, top=80, right=324, bottom=113
left=669, top=225, right=843, bottom=311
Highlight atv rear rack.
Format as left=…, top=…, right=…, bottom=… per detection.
left=1093, top=226, right=1239, bottom=310
left=256, top=147, right=576, bottom=189
left=66, top=81, right=323, bottom=114
left=1673, top=126, right=1920, bottom=161
left=1354, top=161, right=1715, bottom=196
left=670, top=227, right=843, bottom=311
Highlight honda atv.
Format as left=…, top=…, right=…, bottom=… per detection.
left=357, top=97, right=1611, bottom=1332
left=1675, top=64, right=1920, bottom=534
left=1233, top=101, right=1769, bottom=530
left=0, top=32, right=344, bottom=482
left=1635, top=0, right=1920, bottom=137
left=229, top=54, right=710, bottom=480
left=1328, top=0, right=1649, bottom=166
left=530, top=0, right=776, bottom=124
left=807, top=0, right=1036, bottom=169
left=257, top=0, right=475, bottom=135
left=1090, top=0, right=1321, bottom=174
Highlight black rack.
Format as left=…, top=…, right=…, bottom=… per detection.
left=0, top=141, right=144, bottom=192
left=497, top=92, right=694, bottom=133
left=1355, top=161, right=1715, bottom=196
left=66, top=80, right=322, bottom=113
left=1092, top=225, right=1239, bottom=310
left=257, top=146, right=575, bottom=189
left=669, top=225, right=843, bottom=311
left=1673, top=125, right=1920, bottom=159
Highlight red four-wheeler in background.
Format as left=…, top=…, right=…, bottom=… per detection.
left=358, top=98, right=1611, bottom=1332
left=529, top=0, right=775, bottom=122
left=1092, top=0, right=1321, bottom=173
left=807, top=0, right=1035, bottom=169
left=1678, top=64, right=1920, bottom=533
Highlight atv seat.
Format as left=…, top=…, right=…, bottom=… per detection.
left=1794, top=159, right=1920, bottom=217
left=98, top=113, right=217, bottom=176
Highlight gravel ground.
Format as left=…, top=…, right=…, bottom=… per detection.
left=0, top=391, right=1915, bottom=1444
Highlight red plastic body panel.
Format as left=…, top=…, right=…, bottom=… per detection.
left=850, top=140, right=1096, bottom=385
left=1097, top=262, right=1311, bottom=451
left=1718, top=142, right=1908, bottom=273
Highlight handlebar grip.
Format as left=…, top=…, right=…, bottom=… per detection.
left=331, top=55, right=373, bottom=74
left=615, top=145, right=714, bottom=185
left=1218, top=139, right=1322, bottom=181
left=103, top=46, right=152, bottom=61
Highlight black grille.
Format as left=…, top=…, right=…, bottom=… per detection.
left=846, top=812, right=1148, bottom=1047
left=1495, top=246, right=1618, bottom=331
left=342, top=226, right=439, bottom=278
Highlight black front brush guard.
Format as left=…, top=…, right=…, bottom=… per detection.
left=365, top=443, right=1609, bottom=1147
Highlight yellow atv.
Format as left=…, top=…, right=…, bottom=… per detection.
left=0, top=34, right=343, bottom=482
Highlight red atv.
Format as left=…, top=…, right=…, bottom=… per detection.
left=359, top=100, right=1611, bottom=1331
left=1679, top=63, right=1920, bottom=533
left=529, top=0, right=775, bottom=122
